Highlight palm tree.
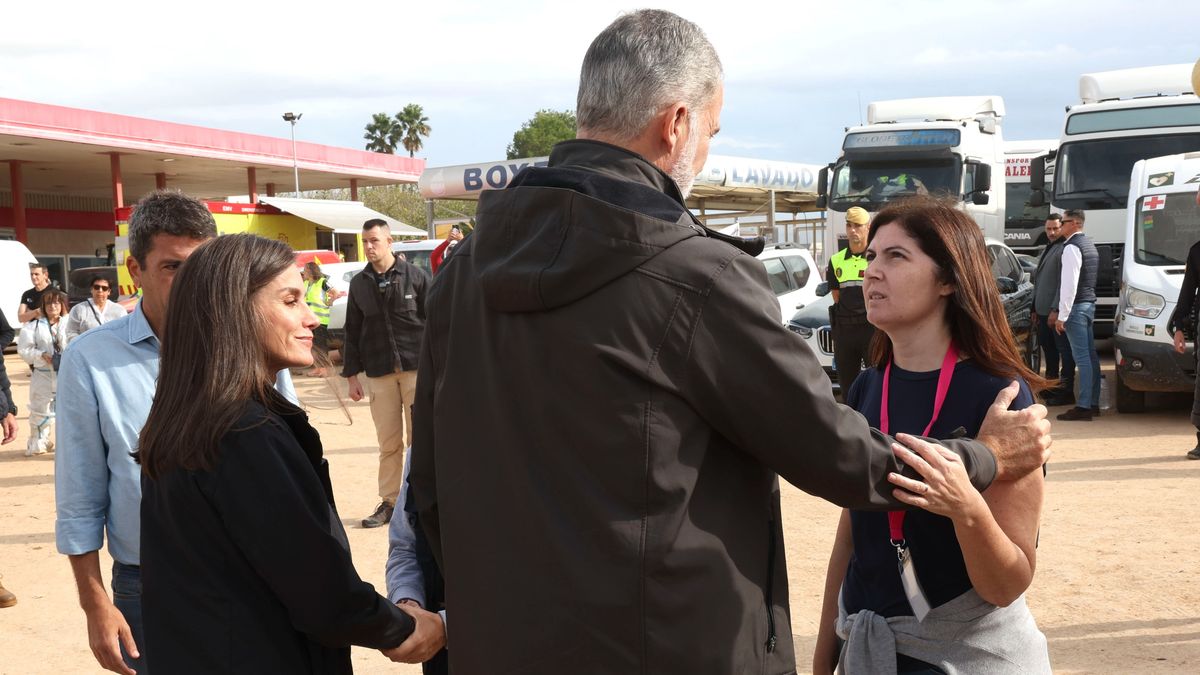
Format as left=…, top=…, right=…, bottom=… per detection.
left=396, top=104, right=431, bottom=158
left=364, top=112, right=399, bottom=153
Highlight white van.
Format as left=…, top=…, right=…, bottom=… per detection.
left=756, top=243, right=821, bottom=324
left=1112, top=152, right=1200, bottom=412
left=0, top=240, right=38, bottom=329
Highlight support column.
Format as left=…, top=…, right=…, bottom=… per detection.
left=349, top=178, right=359, bottom=201
left=155, top=172, right=167, bottom=190
left=767, top=189, right=777, bottom=240
left=8, top=161, right=27, bottom=244
left=247, top=167, right=258, bottom=203
left=109, top=153, right=124, bottom=209
left=266, top=182, right=277, bottom=197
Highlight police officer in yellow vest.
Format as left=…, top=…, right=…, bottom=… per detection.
left=825, top=206, right=874, bottom=396
left=302, top=261, right=342, bottom=376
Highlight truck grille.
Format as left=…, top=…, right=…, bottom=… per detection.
left=1095, top=242, right=1123, bottom=298
left=817, top=327, right=835, bottom=354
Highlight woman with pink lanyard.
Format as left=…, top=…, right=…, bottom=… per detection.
left=813, top=196, right=1053, bottom=675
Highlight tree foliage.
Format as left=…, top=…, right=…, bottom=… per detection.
left=363, top=112, right=400, bottom=154
left=506, top=109, right=576, bottom=159
left=397, top=104, right=432, bottom=158
left=363, top=104, right=432, bottom=156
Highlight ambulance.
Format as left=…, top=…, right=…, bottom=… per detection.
left=1112, top=153, right=1200, bottom=412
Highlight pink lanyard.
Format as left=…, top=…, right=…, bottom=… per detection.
left=881, top=342, right=958, bottom=545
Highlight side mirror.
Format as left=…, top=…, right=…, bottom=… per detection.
left=1028, top=190, right=1045, bottom=207
left=1030, top=156, right=1045, bottom=187
left=996, top=276, right=1018, bottom=294
left=816, top=281, right=830, bottom=297
left=817, top=166, right=830, bottom=196
left=973, top=163, right=992, bottom=193
left=972, top=191, right=990, bottom=206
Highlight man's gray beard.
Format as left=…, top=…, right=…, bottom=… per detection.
left=669, top=127, right=701, bottom=199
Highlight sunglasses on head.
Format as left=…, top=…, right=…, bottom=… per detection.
left=92, top=284, right=111, bottom=291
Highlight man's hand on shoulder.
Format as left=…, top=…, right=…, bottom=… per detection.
left=976, top=381, right=1051, bottom=481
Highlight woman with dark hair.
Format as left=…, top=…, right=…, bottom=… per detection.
left=813, top=196, right=1052, bottom=674
left=17, top=289, right=67, bottom=456
left=136, top=234, right=441, bottom=673
left=65, top=274, right=127, bottom=344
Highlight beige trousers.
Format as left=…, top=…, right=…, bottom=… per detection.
left=365, top=369, right=417, bottom=504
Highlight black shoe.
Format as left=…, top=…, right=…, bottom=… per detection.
left=1187, top=446, right=1200, bottom=460
left=1091, top=407, right=1101, bottom=417
left=1056, top=406, right=1094, bottom=421
left=361, top=502, right=394, bottom=528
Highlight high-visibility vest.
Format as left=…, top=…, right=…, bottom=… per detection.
left=305, top=279, right=331, bottom=326
left=829, top=247, right=868, bottom=288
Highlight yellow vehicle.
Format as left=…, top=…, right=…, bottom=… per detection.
left=114, top=201, right=363, bottom=296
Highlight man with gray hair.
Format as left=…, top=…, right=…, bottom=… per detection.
left=56, top=190, right=296, bottom=674
left=408, top=10, right=1051, bottom=673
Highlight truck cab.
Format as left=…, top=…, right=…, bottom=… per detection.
left=819, top=96, right=1006, bottom=258
left=1003, top=140, right=1057, bottom=254
left=1031, top=64, right=1200, bottom=339
left=1112, top=153, right=1200, bottom=412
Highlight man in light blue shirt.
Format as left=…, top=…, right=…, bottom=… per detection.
left=55, top=191, right=296, bottom=675
left=386, top=457, right=448, bottom=673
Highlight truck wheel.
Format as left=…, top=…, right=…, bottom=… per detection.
left=1114, top=371, right=1146, bottom=413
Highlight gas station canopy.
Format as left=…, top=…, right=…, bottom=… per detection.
left=0, top=97, right=424, bottom=202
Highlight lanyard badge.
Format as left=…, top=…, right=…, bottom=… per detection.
left=880, top=342, right=958, bottom=622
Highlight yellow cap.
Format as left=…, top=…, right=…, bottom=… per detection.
left=846, top=206, right=870, bottom=225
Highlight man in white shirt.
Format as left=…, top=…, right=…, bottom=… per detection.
left=1053, top=209, right=1101, bottom=421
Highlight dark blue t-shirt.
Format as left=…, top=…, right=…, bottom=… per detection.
left=841, top=360, right=1034, bottom=618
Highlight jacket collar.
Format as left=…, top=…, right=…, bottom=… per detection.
left=548, top=139, right=686, bottom=205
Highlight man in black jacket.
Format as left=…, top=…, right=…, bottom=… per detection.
left=408, top=10, right=1052, bottom=674
left=342, top=218, right=430, bottom=528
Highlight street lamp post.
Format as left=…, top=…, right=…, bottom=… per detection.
left=282, top=112, right=302, bottom=194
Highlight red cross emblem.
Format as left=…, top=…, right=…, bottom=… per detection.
left=1143, top=195, right=1166, bottom=210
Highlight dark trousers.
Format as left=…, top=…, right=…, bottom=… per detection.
left=1036, top=315, right=1060, bottom=379
left=833, top=321, right=874, bottom=397
left=112, top=562, right=148, bottom=674
left=1053, top=327, right=1076, bottom=396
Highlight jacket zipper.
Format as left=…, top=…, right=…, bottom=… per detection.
left=764, top=521, right=777, bottom=654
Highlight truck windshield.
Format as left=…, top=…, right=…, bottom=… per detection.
left=1055, top=134, right=1200, bottom=210
left=830, top=158, right=960, bottom=209
left=1135, top=193, right=1200, bottom=266
left=1005, top=182, right=1050, bottom=228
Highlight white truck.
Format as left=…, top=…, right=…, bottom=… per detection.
left=1003, top=140, right=1057, bottom=254
left=818, top=96, right=1006, bottom=256
left=1030, top=64, right=1200, bottom=338
left=1111, top=152, right=1200, bottom=412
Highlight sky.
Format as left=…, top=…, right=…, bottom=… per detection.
left=2, top=0, right=1198, bottom=169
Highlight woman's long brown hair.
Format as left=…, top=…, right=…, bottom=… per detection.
left=866, top=196, right=1052, bottom=394
left=136, top=234, right=297, bottom=478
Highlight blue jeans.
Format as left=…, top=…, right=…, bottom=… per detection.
left=1064, top=302, right=1100, bottom=409
left=112, top=562, right=148, bottom=674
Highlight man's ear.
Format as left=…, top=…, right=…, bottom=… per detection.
left=658, top=101, right=689, bottom=157
left=126, top=255, right=143, bottom=287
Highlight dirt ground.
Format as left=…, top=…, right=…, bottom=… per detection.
left=1, top=349, right=1198, bottom=674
